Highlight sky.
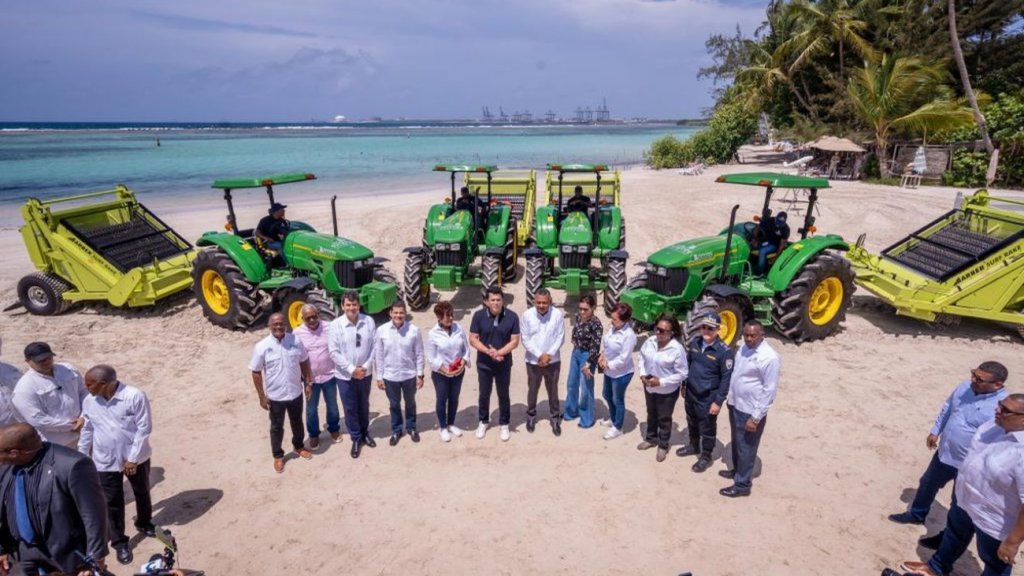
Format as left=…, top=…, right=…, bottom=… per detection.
left=1, top=0, right=767, bottom=122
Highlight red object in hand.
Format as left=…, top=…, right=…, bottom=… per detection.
left=448, top=358, right=464, bottom=372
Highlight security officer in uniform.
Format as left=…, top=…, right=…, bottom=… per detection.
left=677, top=312, right=734, bottom=473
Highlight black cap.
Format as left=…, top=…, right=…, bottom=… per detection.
left=269, top=202, right=287, bottom=213
left=24, top=342, right=54, bottom=362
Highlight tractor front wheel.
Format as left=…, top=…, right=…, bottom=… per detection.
left=403, top=252, right=430, bottom=311
left=525, top=255, right=545, bottom=307
left=712, top=295, right=747, bottom=348
left=278, top=288, right=337, bottom=330
left=772, top=250, right=855, bottom=342
left=603, top=257, right=627, bottom=316
left=682, top=295, right=719, bottom=344
left=502, top=217, right=518, bottom=281
left=17, top=272, right=73, bottom=316
left=192, top=247, right=267, bottom=329
left=480, top=253, right=503, bottom=298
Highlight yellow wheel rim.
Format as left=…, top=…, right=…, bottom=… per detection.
left=287, top=300, right=305, bottom=329
left=720, top=309, right=739, bottom=346
left=809, top=277, right=844, bottom=326
left=200, top=270, right=230, bottom=315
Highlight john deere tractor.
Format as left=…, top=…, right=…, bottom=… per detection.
left=620, top=172, right=855, bottom=345
left=402, top=164, right=518, bottom=310
left=524, top=163, right=627, bottom=314
left=192, top=173, right=398, bottom=330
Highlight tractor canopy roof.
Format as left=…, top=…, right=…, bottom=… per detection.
left=433, top=164, right=496, bottom=173
left=211, top=173, right=316, bottom=190
left=547, top=163, right=608, bottom=173
left=715, top=172, right=830, bottom=189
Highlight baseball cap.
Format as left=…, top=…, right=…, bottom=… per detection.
left=698, top=312, right=721, bottom=328
left=24, top=342, right=55, bottom=362
left=269, top=202, right=287, bottom=213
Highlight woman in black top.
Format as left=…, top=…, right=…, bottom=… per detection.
left=562, top=294, right=603, bottom=428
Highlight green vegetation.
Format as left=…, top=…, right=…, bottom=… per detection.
left=646, top=90, right=757, bottom=168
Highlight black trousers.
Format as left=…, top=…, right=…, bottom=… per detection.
left=269, top=393, right=305, bottom=458
left=526, top=363, right=561, bottom=419
left=99, top=459, right=153, bottom=545
left=478, top=364, right=512, bottom=425
left=644, top=389, right=679, bottom=449
left=684, top=387, right=719, bottom=457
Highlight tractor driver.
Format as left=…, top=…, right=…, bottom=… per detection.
left=455, top=186, right=488, bottom=239
left=257, top=202, right=291, bottom=253
left=566, top=185, right=592, bottom=214
left=756, top=211, right=790, bottom=274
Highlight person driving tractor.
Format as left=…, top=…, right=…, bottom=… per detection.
left=757, top=211, right=790, bottom=274
left=566, top=185, right=593, bottom=213
left=256, top=202, right=290, bottom=253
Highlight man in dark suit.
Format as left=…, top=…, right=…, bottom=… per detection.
left=0, top=423, right=109, bottom=575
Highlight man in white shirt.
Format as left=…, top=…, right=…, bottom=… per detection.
left=13, top=342, right=88, bottom=448
left=522, top=288, right=566, bottom=436
left=250, top=313, right=314, bottom=473
left=78, top=365, right=154, bottom=566
left=293, top=304, right=341, bottom=449
left=374, top=301, right=424, bottom=446
left=900, top=394, right=1024, bottom=576
left=329, top=290, right=378, bottom=458
left=721, top=321, right=780, bottom=498
left=0, top=338, right=23, bottom=427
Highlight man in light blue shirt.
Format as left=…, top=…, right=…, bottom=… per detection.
left=889, top=361, right=1008, bottom=530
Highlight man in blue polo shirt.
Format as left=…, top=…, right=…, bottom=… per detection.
left=469, top=286, right=521, bottom=442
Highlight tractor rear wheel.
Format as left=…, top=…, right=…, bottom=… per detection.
left=480, top=253, right=503, bottom=298
left=403, top=251, right=430, bottom=311
left=525, top=254, right=545, bottom=307
left=772, top=250, right=855, bottom=342
left=278, top=288, right=337, bottom=330
left=603, top=257, right=627, bottom=316
left=192, top=247, right=266, bottom=329
left=17, top=272, right=73, bottom=316
left=625, top=270, right=653, bottom=332
left=502, top=217, right=518, bottom=281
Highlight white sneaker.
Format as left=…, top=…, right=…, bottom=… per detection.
left=603, top=427, right=622, bottom=440
left=476, top=422, right=488, bottom=439
left=448, top=425, right=464, bottom=437
left=440, top=429, right=452, bottom=443
left=599, top=418, right=613, bottom=427
left=500, top=425, right=511, bottom=442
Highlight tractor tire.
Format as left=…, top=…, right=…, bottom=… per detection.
left=502, top=217, right=518, bottom=281
left=374, top=266, right=399, bottom=287
left=527, top=221, right=537, bottom=248
left=480, top=253, right=503, bottom=298
left=681, top=295, right=720, bottom=344
left=625, top=270, right=654, bottom=332
left=525, top=254, right=545, bottom=307
left=603, top=257, right=627, bottom=316
left=402, top=251, right=430, bottom=311
left=711, top=294, right=747, bottom=348
left=619, top=217, right=627, bottom=249
left=17, top=272, right=73, bottom=316
left=192, top=247, right=266, bottom=330
left=772, top=250, right=855, bottom=343
left=278, top=288, right=337, bottom=330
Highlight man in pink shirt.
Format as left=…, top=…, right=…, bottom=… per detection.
left=293, top=304, right=341, bottom=448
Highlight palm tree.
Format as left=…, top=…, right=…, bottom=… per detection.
left=848, top=54, right=975, bottom=177
left=785, top=0, right=877, bottom=77
left=948, top=0, right=994, bottom=154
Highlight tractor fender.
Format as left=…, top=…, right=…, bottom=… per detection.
left=533, top=205, right=559, bottom=249
left=403, top=246, right=425, bottom=255
left=524, top=247, right=545, bottom=258
left=423, top=203, right=452, bottom=246
left=597, top=206, right=623, bottom=250
left=276, top=277, right=316, bottom=293
left=195, top=232, right=267, bottom=283
left=767, top=234, right=849, bottom=292
left=483, top=204, right=512, bottom=248
left=373, top=256, right=390, bottom=264
left=289, top=220, right=317, bottom=233
left=605, top=249, right=629, bottom=261
left=484, top=247, right=505, bottom=258
left=704, top=284, right=754, bottom=316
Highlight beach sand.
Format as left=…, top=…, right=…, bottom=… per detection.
left=1, top=165, right=1022, bottom=575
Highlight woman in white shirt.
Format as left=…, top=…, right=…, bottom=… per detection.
left=425, top=301, right=471, bottom=443
left=638, top=314, right=688, bottom=462
left=597, top=303, right=637, bottom=440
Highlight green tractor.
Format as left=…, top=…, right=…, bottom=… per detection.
left=402, top=164, right=519, bottom=310
left=524, top=163, right=627, bottom=314
left=192, top=173, right=398, bottom=330
left=620, top=172, right=855, bottom=346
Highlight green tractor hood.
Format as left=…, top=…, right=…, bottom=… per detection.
left=646, top=234, right=749, bottom=268
left=433, top=210, right=473, bottom=244
left=286, top=231, right=374, bottom=264
left=558, top=212, right=593, bottom=246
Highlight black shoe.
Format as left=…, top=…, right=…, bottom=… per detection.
left=888, top=512, right=925, bottom=525
left=675, top=445, right=699, bottom=457
left=919, top=531, right=944, bottom=550
left=692, top=456, right=713, bottom=473
left=552, top=419, right=562, bottom=437
left=135, top=523, right=157, bottom=538
left=389, top=433, right=401, bottom=446
left=410, top=431, right=420, bottom=443
left=526, top=416, right=536, bottom=433
left=115, top=543, right=133, bottom=565
left=363, top=436, right=377, bottom=448
left=719, top=485, right=751, bottom=498
left=718, top=469, right=735, bottom=479
left=351, top=443, right=362, bottom=459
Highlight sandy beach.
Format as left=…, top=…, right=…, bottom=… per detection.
left=1, top=164, right=1022, bottom=575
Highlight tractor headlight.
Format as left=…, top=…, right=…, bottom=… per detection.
left=561, top=245, right=574, bottom=253
left=576, top=245, right=589, bottom=253
left=645, top=262, right=656, bottom=274
left=657, top=267, right=668, bottom=277
left=354, top=259, right=365, bottom=269
left=435, top=243, right=447, bottom=251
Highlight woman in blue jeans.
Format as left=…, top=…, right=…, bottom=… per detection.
left=563, top=294, right=603, bottom=428
left=598, top=302, right=637, bottom=440
left=424, top=300, right=471, bottom=443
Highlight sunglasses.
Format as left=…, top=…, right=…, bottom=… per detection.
left=971, top=369, right=1000, bottom=385
left=998, top=402, right=1024, bottom=416
left=654, top=327, right=671, bottom=334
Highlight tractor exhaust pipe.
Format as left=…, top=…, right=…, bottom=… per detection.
left=331, top=195, right=339, bottom=236
left=719, top=204, right=740, bottom=283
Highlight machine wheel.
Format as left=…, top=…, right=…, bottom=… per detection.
left=525, top=254, right=545, bottom=307
left=603, top=257, right=627, bottom=316
left=374, top=266, right=398, bottom=287
left=192, top=247, right=266, bottom=329
left=711, top=295, right=747, bottom=348
left=502, top=217, right=518, bottom=281
left=619, top=217, right=627, bottom=249
left=772, top=250, right=855, bottom=342
left=17, top=272, right=73, bottom=316
left=681, top=295, right=719, bottom=344
left=527, top=222, right=537, bottom=248
left=402, top=251, right=430, bottom=311
left=278, top=288, right=337, bottom=330
left=480, top=253, right=503, bottom=298
left=625, top=270, right=654, bottom=332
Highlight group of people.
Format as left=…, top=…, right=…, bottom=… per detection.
left=249, top=285, right=782, bottom=499
left=0, top=338, right=154, bottom=574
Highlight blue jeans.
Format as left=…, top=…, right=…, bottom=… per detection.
left=928, top=503, right=1011, bottom=576
left=338, top=376, right=372, bottom=442
left=909, top=452, right=959, bottom=522
left=564, top=349, right=596, bottom=427
left=758, top=243, right=777, bottom=274
left=432, top=371, right=464, bottom=428
left=601, top=372, right=633, bottom=430
left=306, top=378, right=341, bottom=438
left=384, top=378, right=418, bottom=434
left=728, top=405, right=767, bottom=490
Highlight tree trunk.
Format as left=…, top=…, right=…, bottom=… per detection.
left=877, top=130, right=890, bottom=178
left=949, top=0, right=994, bottom=154
left=839, top=40, right=845, bottom=77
